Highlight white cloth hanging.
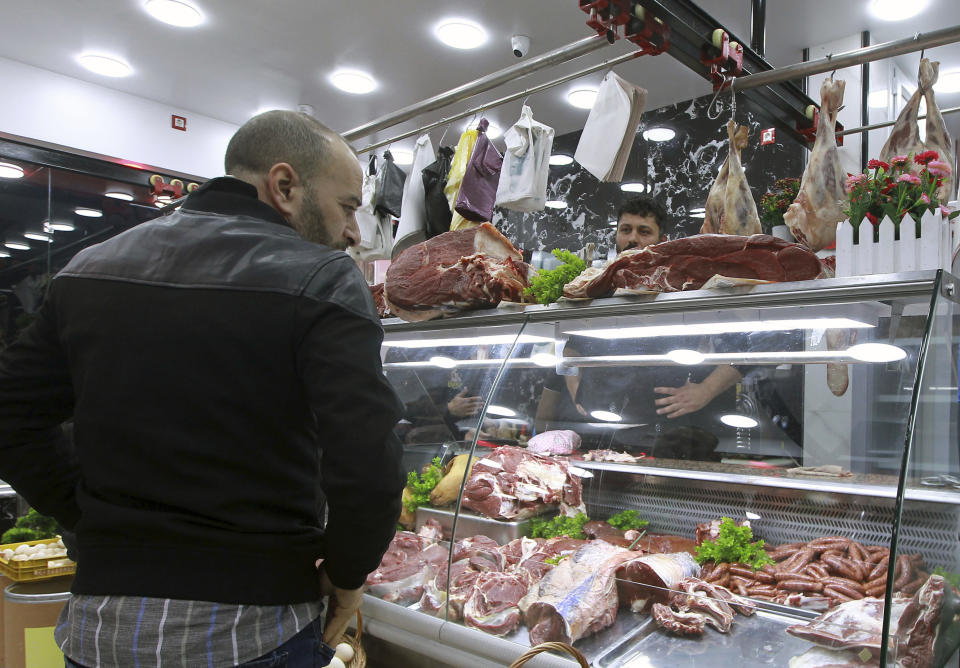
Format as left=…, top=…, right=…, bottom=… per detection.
left=353, top=155, right=392, bottom=260
left=574, top=72, right=647, bottom=182
left=495, top=105, right=555, bottom=212
left=393, top=134, right=436, bottom=258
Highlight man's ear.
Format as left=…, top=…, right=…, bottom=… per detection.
left=263, top=162, right=301, bottom=219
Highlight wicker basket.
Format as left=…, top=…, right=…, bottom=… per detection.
left=341, top=611, right=366, bottom=668
left=508, top=641, right=589, bottom=667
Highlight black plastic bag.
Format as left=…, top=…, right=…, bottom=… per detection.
left=374, top=150, right=406, bottom=219
left=421, top=146, right=455, bottom=238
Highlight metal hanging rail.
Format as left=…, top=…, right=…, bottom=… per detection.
left=734, top=25, right=960, bottom=92
left=836, top=105, right=960, bottom=137
left=342, top=34, right=611, bottom=142
left=356, top=50, right=644, bottom=155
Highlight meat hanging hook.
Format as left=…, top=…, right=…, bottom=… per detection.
left=730, top=77, right=737, bottom=122
left=706, top=75, right=729, bottom=120
left=438, top=123, right=451, bottom=146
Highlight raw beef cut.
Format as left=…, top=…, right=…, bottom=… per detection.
left=461, top=446, right=585, bottom=520
left=783, top=78, right=847, bottom=251
left=369, top=283, right=390, bottom=318
left=650, top=576, right=754, bottom=637
left=615, top=551, right=701, bottom=612
left=365, top=531, right=448, bottom=605
left=505, top=537, right=588, bottom=585
left=786, top=595, right=911, bottom=651
left=383, top=223, right=532, bottom=321
left=526, top=430, right=581, bottom=456
left=651, top=603, right=707, bottom=636
left=419, top=558, right=479, bottom=620
left=894, top=575, right=946, bottom=668
left=562, top=234, right=821, bottom=298
left=462, top=571, right=529, bottom=636
left=700, top=121, right=762, bottom=236
left=451, top=535, right=505, bottom=572
left=921, top=61, right=957, bottom=202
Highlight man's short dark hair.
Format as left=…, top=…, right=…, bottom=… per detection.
left=224, top=110, right=341, bottom=180
left=617, top=196, right=671, bottom=237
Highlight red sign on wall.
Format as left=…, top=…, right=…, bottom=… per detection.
left=760, top=127, right=776, bottom=145
left=171, top=115, right=187, bottom=131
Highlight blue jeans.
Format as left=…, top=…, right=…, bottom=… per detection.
left=65, top=616, right=336, bottom=668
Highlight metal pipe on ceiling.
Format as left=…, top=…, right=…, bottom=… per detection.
left=836, top=105, right=960, bottom=137
left=734, top=25, right=960, bottom=92
left=342, top=34, right=611, bottom=142
left=356, top=50, right=644, bottom=155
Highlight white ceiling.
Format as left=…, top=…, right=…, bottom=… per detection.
left=2, top=0, right=959, bottom=157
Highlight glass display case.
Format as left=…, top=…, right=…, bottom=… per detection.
left=366, top=270, right=960, bottom=668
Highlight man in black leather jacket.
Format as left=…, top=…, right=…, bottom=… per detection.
left=0, top=111, right=404, bottom=666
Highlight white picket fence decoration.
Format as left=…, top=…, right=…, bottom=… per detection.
left=835, top=210, right=958, bottom=277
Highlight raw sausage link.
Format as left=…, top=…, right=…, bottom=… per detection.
left=823, top=586, right=855, bottom=603
left=805, top=563, right=830, bottom=580
left=761, top=564, right=778, bottom=577
left=825, top=582, right=864, bottom=599
left=865, top=575, right=888, bottom=590
left=847, top=542, right=869, bottom=565
left=841, top=557, right=866, bottom=582
left=715, top=572, right=730, bottom=588
left=752, top=570, right=776, bottom=584
left=700, top=561, right=716, bottom=580
left=894, top=555, right=913, bottom=590
left=864, top=583, right=886, bottom=598
left=779, top=580, right=824, bottom=593
left=747, top=585, right=777, bottom=596
left=822, top=577, right=865, bottom=594
left=902, top=577, right=925, bottom=595
left=705, top=562, right=729, bottom=582
left=768, top=545, right=803, bottom=561
left=777, top=548, right=815, bottom=573
left=808, top=536, right=850, bottom=551
left=729, top=564, right=757, bottom=580
left=733, top=580, right=749, bottom=596
left=821, top=549, right=843, bottom=560
left=823, top=555, right=858, bottom=580
left=868, top=555, right=890, bottom=581
left=774, top=571, right=815, bottom=583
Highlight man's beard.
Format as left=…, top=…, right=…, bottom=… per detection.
left=618, top=242, right=638, bottom=253
left=295, top=188, right=344, bottom=250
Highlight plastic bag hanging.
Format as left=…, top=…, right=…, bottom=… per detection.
left=393, top=134, right=436, bottom=258
left=454, top=118, right=503, bottom=223
left=574, top=72, right=647, bottom=182
left=421, top=146, right=455, bottom=238
left=495, top=105, right=555, bottom=212
left=352, top=154, right=392, bottom=260
left=374, top=150, right=406, bottom=219
left=445, top=126, right=479, bottom=231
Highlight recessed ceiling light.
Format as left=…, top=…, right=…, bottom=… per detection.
left=486, top=405, right=516, bottom=417
left=463, top=120, right=502, bottom=139
left=24, top=230, right=52, bottom=242
left=549, top=154, right=574, bottom=166
left=867, top=90, right=889, bottom=108
left=0, top=162, right=24, bottom=179
left=691, top=212, right=706, bottom=218
left=545, top=200, right=568, bottom=209
left=642, top=127, right=676, bottom=142
left=0, top=250, right=9, bottom=258
left=689, top=207, right=706, bottom=214
left=847, top=343, right=907, bottom=362
left=934, top=71, right=960, bottom=94
left=435, top=19, right=488, bottom=49
left=104, top=192, right=134, bottom=201
left=144, top=0, right=203, bottom=27
left=608, top=219, right=618, bottom=226
left=77, top=53, right=133, bottom=78
left=4, top=239, right=30, bottom=251
left=721, top=414, right=759, bottom=429
left=329, top=70, right=377, bottom=95
left=567, top=88, right=598, bottom=109
left=591, top=410, right=622, bottom=422
left=621, top=182, right=645, bottom=193
left=868, top=0, right=928, bottom=20
left=75, top=207, right=103, bottom=217
left=44, top=220, right=75, bottom=232
left=390, top=149, right=414, bottom=166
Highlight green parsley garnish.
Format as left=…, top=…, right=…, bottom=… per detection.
left=545, top=554, right=571, bottom=566
left=695, top=517, right=773, bottom=570
left=524, top=249, right=586, bottom=305
left=933, top=566, right=960, bottom=590
left=403, top=457, right=443, bottom=513
left=607, top=510, right=649, bottom=531
left=530, top=512, right=590, bottom=540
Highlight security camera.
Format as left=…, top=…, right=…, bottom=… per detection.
left=511, top=34, right=530, bottom=58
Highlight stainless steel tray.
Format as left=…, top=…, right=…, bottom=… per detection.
left=416, top=506, right=537, bottom=543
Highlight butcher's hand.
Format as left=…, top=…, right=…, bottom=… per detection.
left=574, top=403, right=588, bottom=417
left=654, top=381, right=712, bottom=418
left=320, top=570, right=364, bottom=645
left=448, top=388, right=485, bottom=417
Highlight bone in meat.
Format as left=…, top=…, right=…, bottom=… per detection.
left=921, top=60, right=957, bottom=202
left=783, top=78, right=847, bottom=251
left=721, top=121, right=762, bottom=236
left=701, top=123, right=750, bottom=234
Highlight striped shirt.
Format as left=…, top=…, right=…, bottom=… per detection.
left=55, top=594, right=325, bottom=667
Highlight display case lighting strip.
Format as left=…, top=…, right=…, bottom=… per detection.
left=570, top=317, right=874, bottom=339
left=382, top=334, right=553, bottom=348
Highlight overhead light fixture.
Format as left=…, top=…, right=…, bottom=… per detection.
left=868, top=0, right=928, bottom=21
left=573, top=317, right=874, bottom=339
left=531, top=353, right=558, bottom=367
left=591, top=410, right=622, bottom=422
left=608, top=219, right=618, bottom=226
left=144, top=0, right=203, bottom=27
left=567, top=88, right=598, bottom=109
left=0, top=250, right=9, bottom=258
left=390, top=149, right=414, bottom=166
left=721, top=414, right=759, bottom=429
left=934, top=71, right=960, bottom=94
left=4, top=238, right=30, bottom=251
left=642, top=127, right=676, bottom=142
left=549, top=154, right=574, bottom=166
left=463, top=120, right=502, bottom=139
left=847, top=343, right=907, bottom=363
left=77, top=53, right=133, bottom=78
left=689, top=207, right=706, bottom=214
left=384, top=333, right=553, bottom=348
left=24, top=229, right=52, bottom=242
left=44, top=220, right=75, bottom=232
left=434, top=19, right=488, bottom=49
left=666, top=349, right=706, bottom=365
left=0, top=162, right=24, bottom=179
left=329, top=69, right=377, bottom=95
left=104, top=192, right=134, bottom=201
left=486, top=405, right=515, bottom=417
left=75, top=207, right=103, bottom=217
left=429, top=355, right=458, bottom=369
left=620, top=182, right=645, bottom=193
left=867, top=90, right=889, bottom=108
left=691, top=212, right=706, bottom=219
left=545, top=200, right=568, bottom=209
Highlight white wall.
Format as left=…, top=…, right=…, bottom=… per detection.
left=807, top=35, right=864, bottom=176
left=0, top=56, right=238, bottom=178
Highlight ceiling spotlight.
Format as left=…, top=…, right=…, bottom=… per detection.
left=389, top=149, right=414, bottom=166
left=591, top=410, right=622, bottom=422
left=689, top=207, right=706, bottom=214
left=464, top=120, right=501, bottom=139
left=867, top=90, right=889, bottom=108
left=549, top=154, right=574, bottom=166
left=620, top=182, right=645, bottom=193
left=44, top=220, right=75, bottom=232
left=77, top=53, right=133, bottom=78
left=0, top=162, right=25, bottom=179
left=0, top=250, right=9, bottom=258
left=545, top=200, right=568, bottom=209
left=642, top=127, right=676, bottom=142
left=24, top=229, right=52, bottom=242
left=934, top=71, right=960, bottom=94
left=104, top=191, right=134, bottom=201
left=329, top=69, right=377, bottom=95
left=567, top=88, right=598, bottom=109
left=868, top=0, right=928, bottom=21
left=721, top=414, right=759, bottom=429
left=429, top=355, right=457, bottom=369
left=4, top=238, right=30, bottom=251
left=75, top=207, right=103, bottom=217
left=486, top=405, right=516, bottom=417
left=608, top=219, right=618, bottom=226
left=144, top=0, right=203, bottom=27
left=691, top=211, right=706, bottom=219
left=435, top=19, right=488, bottom=49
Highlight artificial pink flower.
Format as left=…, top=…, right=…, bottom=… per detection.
left=942, top=206, right=953, bottom=217
left=891, top=155, right=909, bottom=167
left=927, top=160, right=952, bottom=177
left=868, top=159, right=891, bottom=172
left=865, top=212, right=879, bottom=225
left=914, top=150, right=939, bottom=165
left=845, top=173, right=867, bottom=192
left=921, top=193, right=931, bottom=205
left=897, top=173, right=922, bottom=185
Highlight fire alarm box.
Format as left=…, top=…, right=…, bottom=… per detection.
left=171, top=115, right=187, bottom=131
left=760, top=127, right=776, bottom=145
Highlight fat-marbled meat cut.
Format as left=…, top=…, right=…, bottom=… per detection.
left=462, top=571, right=529, bottom=636
left=365, top=531, right=448, bottom=605
left=384, top=223, right=532, bottom=321
left=563, top=234, right=821, bottom=298
left=461, top=446, right=585, bottom=520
